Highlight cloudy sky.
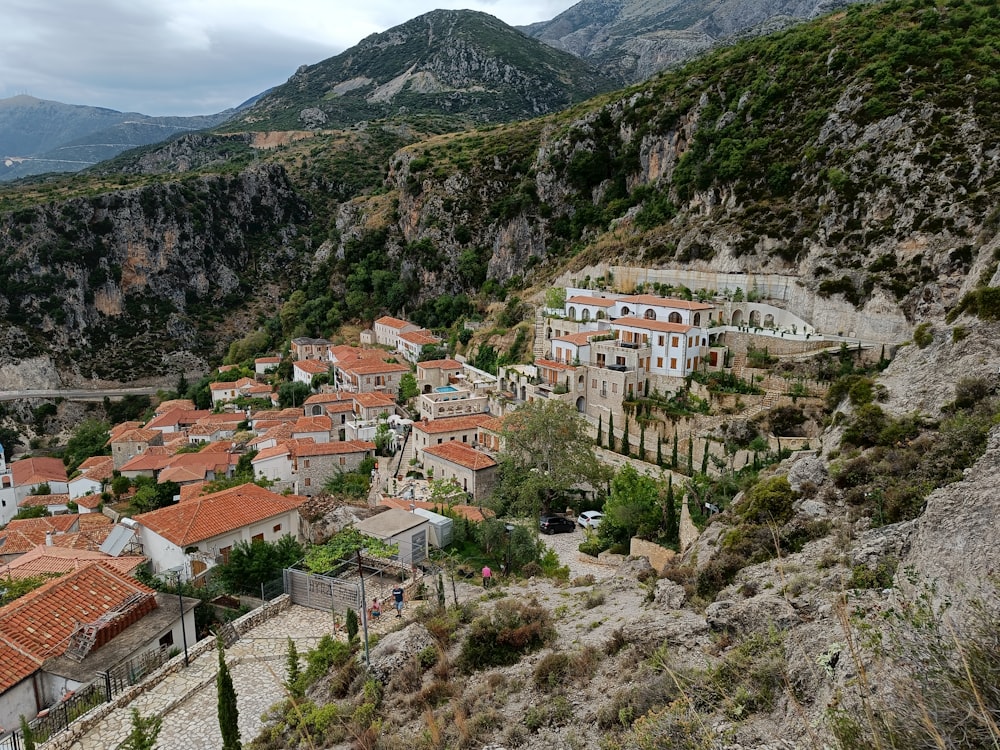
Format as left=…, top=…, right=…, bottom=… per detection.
left=0, top=0, right=577, bottom=117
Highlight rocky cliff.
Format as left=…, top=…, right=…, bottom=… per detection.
left=0, top=163, right=308, bottom=383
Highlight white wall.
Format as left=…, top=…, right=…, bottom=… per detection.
left=0, top=676, right=39, bottom=736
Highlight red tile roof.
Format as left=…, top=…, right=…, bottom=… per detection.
left=293, top=360, right=330, bottom=375
left=19, top=493, right=71, bottom=508
left=294, top=440, right=374, bottom=457
left=107, top=422, right=143, bottom=441
left=374, top=315, right=412, bottom=331
left=612, top=316, right=692, bottom=334
left=0, top=639, right=42, bottom=693
left=153, top=399, right=196, bottom=415
left=339, top=359, right=409, bottom=376
left=398, top=330, right=440, bottom=346
left=619, top=294, right=714, bottom=310
left=417, top=359, right=463, bottom=371
left=423, top=442, right=497, bottom=470
left=552, top=331, right=602, bottom=345
left=0, top=564, right=156, bottom=668
left=535, top=359, right=577, bottom=371
left=76, top=456, right=114, bottom=481
left=0, top=545, right=145, bottom=580
left=75, top=494, right=103, bottom=510
left=304, top=392, right=352, bottom=405
left=134, top=483, right=305, bottom=546
left=413, top=415, right=492, bottom=435
left=352, top=392, right=396, bottom=409
left=566, top=295, right=616, bottom=307
left=294, top=415, right=333, bottom=433
left=11, top=457, right=68, bottom=486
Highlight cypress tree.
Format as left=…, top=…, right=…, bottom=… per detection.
left=671, top=431, right=678, bottom=469
left=286, top=637, right=302, bottom=698
left=346, top=608, right=359, bottom=643
left=20, top=716, right=35, bottom=750
left=608, top=413, right=616, bottom=452
left=687, top=437, right=694, bottom=475
left=656, top=435, right=663, bottom=467
left=621, top=416, right=631, bottom=457
left=701, top=441, right=710, bottom=475
left=217, top=639, right=242, bottom=750
left=596, top=415, right=603, bottom=446
left=665, top=475, right=677, bottom=543
left=639, top=424, right=646, bottom=462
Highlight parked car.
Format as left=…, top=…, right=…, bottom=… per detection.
left=578, top=510, right=604, bottom=529
left=539, top=515, right=576, bottom=534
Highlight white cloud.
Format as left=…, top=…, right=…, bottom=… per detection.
left=0, top=0, right=578, bottom=116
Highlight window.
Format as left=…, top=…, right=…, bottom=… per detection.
left=462, top=435, right=468, bottom=442
left=220, top=546, right=232, bottom=564
left=657, top=357, right=663, bottom=368
left=658, top=335, right=664, bottom=346
left=339, top=456, right=346, bottom=465
left=670, top=358, right=677, bottom=369
left=591, top=379, right=597, bottom=388
left=304, top=477, right=311, bottom=487
left=159, top=631, right=174, bottom=649
left=252, top=533, right=264, bottom=542
left=612, top=383, right=618, bottom=393
left=672, top=336, right=679, bottom=348
left=686, top=359, right=691, bottom=369
left=273, top=524, right=282, bottom=533
left=303, top=459, right=310, bottom=468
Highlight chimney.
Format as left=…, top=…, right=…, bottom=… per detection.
left=45, top=531, right=53, bottom=546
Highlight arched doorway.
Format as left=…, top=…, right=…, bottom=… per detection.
left=749, top=310, right=761, bottom=327
left=568, top=307, right=577, bottom=320
left=731, top=309, right=744, bottom=326
left=576, top=396, right=586, bottom=412
left=763, top=314, right=775, bottom=328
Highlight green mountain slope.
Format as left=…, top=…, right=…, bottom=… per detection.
left=226, top=9, right=618, bottom=132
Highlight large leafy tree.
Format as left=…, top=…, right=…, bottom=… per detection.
left=62, top=418, right=110, bottom=473
left=216, top=536, right=304, bottom=595
left=494, top=400, right=605, bottom=517
left=600, top=465, right=662, bottom=546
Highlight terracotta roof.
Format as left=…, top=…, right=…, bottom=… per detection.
left=108, top=422, right=143, bottom=441
left=612, top=316, right=693, bottom=334
left=19, top=493, right=71, bottom=508
left=417, top=359, right=463, bottom=371
left=75, top=494, right=103, bottom=510
left=478, top=417, right=505, bottom=433
left=413, top=415, right=492, bottom=435
left=53, top=528, right=113, bottom=552
left=304, top=392, right=352, bottom=405
left=423, top=442, right=497, bottom=470
left=566, top=295, right=616, bottom=307
left=552, top=331, right=602, bottom=346
left=111, top=428, right=161, bottom=444
left=144, top=409, right=188, bottom=430
left=209, top=382, right=238, bottom=392
left=11, top=457, right=68, bottom=486
left=158, top=465, right=210, bottom=484
left=78, top=514, right=112, bottom=531
left=251, top=443, right=294, bottom=462
left=134, top=483, right=306, bottom=546
left=398, top=330, right=440, bottom=346
left=0, top=639, right=42, bottom=693
left=352, top=392, right=396, bottom=409
left=76, top=456, right=114, bottom=481
left=619, top=294, right=714, bottom=310
left=0, top=563, right=156, bottom=667
left=0, top=545, right=145, bottom=580
left=293, top=360, right=330, bottom=375
left=325, top=402, right=355, bottom=415
left=380, top=497, right=494, bottom=522
left=374, top=315, right=413, bottom=331
left=179, top=482, right=208, bottom=502
left=535, top=359, right=577, bottom=372
left=294, top=415, right=333, bottom=433
left=154, top=399, right=196, bottom=415
left=294, top=440, right=374, bottom=457
left=4, top=515, right=79, bottom=535
left=255, top=356, right=281, bottom=364
left=119, top=452, right=174, bottom=473
left=339, top=359, right=409, bottom=376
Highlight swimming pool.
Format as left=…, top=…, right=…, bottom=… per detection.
left=435, top=385, right=458, bottom=392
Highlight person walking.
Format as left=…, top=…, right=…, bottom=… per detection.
left=391, top=585, right=405, bottom=618
left=482, top=565, right=492, bottom=588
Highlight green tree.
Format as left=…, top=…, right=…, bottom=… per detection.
left=544, top=287, right=567, bottom=309
left=621, top=416, right=631, bottom=457
left=596, top=414, right=603, bottom=446
left=118, top=709, right=162, bottom=750
left=285, top=637, right=302, bottom=698
left=639, top=424, right=646, bottom=461
left=216, top=536, right=304, bottom=595
left=20, top=716, right=35, bottom=750
left=671, top=432, right=679, bottom=469
left=1, top=575, right=56, bottom=606
left=664, top=474, right=678, bottom=544
left=656, top=435, right=663, bottom=467
left=0, top=424, right=22, bottom=455
left=216, top=639, right=241, bottom=750
left=345, top=608, right=359, bottom=643
left=373, top=421, right=393, bottom=456
left=111, top=474, right=131, bottom=499
left=398, top=372, right=418, bottom=402
left=600, top=465, right=661, bottom=546
left=323, top=457, right=375, bottom=499
left=62, top=418, right=111, bottom=473
left=418, top=344, right=448, bottom=362
left=277, top=381, right=311, bottom=409
left=493, top=400, right=605, bottom=517
left=607, top=412, right=616, bottom=452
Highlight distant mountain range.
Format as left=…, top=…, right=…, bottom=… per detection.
left=521, top=0, right=864, bottom=82
left=0, top=95, right=237, bottom=181
left=224, top=9, right=617, bottom=133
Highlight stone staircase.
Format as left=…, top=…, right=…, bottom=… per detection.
left=533, top=308, right=547, bottom=359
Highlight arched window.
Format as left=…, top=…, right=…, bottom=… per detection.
left=668, top=312, right=682, bottom=324
left=597, top=310, right=606, bottom=319
left=693, top=313, right=701, bottom=326
left=749, top=310, right=761, bottom=327
left=621, top=306, right=631, bottom=317
left=764, top=314, right=775, bottom=328
left=644, top=309, right=656, bottom=320
left=568, top=307, right=577, bottom=321
left=582, top=309, right=591, bottom=321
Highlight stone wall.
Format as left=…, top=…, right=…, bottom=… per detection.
left=39, top=596, right=292, bottom=750
left=630, top=537, right=676, bottom=573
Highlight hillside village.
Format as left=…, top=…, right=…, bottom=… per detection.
left=0, top=265, right=900, bottom=747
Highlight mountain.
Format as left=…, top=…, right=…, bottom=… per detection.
left=521, top=0, right=863, bottom=82
left=0, top=95, right=236, bottom=181
left=225, top=9, right=618, bottom=132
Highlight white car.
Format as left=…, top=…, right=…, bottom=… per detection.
left=578, top=510, right=604, bottom=529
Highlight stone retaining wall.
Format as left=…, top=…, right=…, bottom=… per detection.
left=630, top=537, right=676, bottom=573
left=39, top=596, right=292, bottom=750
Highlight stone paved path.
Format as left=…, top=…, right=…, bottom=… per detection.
left=66, top=604, right=400, bottom=750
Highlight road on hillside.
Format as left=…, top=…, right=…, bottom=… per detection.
left=0, top=386, right=163, bottom=402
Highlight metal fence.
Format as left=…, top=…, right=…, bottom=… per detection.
left=101, top=644, right=174, bottom=700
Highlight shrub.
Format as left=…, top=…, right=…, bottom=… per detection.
left=458, top=598, right=555, bottom=671
left=533, top=652, right=571, bottom=690
left=738, top=476, right=796, bottom=525
left=849, top=556, right=897, bottom=589
left=912, top=322, right=933, bottom=348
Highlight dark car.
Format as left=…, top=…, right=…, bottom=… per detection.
left=539, top=515, right=575, bottom=534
